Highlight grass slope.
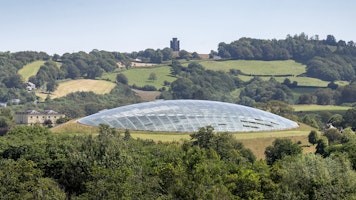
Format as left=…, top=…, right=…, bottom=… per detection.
left=123, top=66, right=176, bottom=88
left=18, top=60, right=46, bottom=81
left=292, top=104, right=351, bottom=112
left=238, top=75, right=329, bottom=87
left=195, top=60, right=306, bottom=76
left=185, top=59, right=329, bottom=87
left=102, top=66, right=176, bottom=89
left=36, top=79, right=116, bottom=99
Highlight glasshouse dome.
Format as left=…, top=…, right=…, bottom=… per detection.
left=78, top=100, right=298, bottom=132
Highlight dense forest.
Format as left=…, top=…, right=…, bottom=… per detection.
left=2, top=33, right=356, bottom=198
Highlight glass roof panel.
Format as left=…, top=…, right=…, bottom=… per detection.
left=78, top=100, right=299, bottom=132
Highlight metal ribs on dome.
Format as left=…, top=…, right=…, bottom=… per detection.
left=78, top=100, right=299, bottom=132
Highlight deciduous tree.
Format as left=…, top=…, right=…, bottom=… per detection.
left=265, top=138, right=302, bottom=165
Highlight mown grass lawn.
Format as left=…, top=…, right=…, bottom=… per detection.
left=18, top=60, right=46, bottom=81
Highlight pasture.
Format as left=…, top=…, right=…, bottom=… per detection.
left=292, top=104, right=351, bottom=112
left=36, top=79, right=116, bottom=100
left=237, top=75, right=329, bottom=87
left=196, top=60, right=306, bottom=76
left=122, top=66, right=176, bottom=88
left=101, top=66, right=176, bottom=89
left=18, top=60, right=46, bottom=81
left=189, top=59, right=329, bottom=87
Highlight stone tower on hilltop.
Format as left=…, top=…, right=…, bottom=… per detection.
left=170, top=38, right=180, bottom=51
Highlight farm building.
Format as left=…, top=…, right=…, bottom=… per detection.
left=26, top=82, right=36, bottom=91
left=78, top=100, right=298, bottom=132
left=15, top=110, right=65, bottom=126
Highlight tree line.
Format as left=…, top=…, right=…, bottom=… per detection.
left=0, top=125, right=355, bottom=199
left=214, top=33, right=356, bottom=82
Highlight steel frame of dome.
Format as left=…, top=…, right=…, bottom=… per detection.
left=78, top=100, right=299, bottom=132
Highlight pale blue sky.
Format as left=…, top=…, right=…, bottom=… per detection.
left=0, top=0, right=355, bottom=55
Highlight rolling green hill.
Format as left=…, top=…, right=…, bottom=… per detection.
left=188, top=60, right=306, bottom=76
left=101, top=59, right=333, bottom=93
left=102, top=66, right=176, bottom=89
left=18, top=60, right=46, bottom=81
left=183, top=59, right=331, bottom=88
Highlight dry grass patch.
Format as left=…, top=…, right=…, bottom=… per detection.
left=292, top=104, right=351, bottom=112
left=239, top=135, right=315, bottom=160
left=52, top=119, right=99, bottom=135
left=38, top=79, right=116, bottom=99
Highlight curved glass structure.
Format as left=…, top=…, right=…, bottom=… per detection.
left=78, top=100, right=298, bottom=132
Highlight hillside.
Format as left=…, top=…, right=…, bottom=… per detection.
left=187, top=59, right=330, bottom=87
left=102, top=65, right=176, bottom=89
left=17, top=60, right=46, bottom=81
left=36, top=79, right=116, bottom=100
left=190, top=60, right=306, bottom=75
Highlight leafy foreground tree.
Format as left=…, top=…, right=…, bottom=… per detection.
left=190, top=126, right=256, bottom=163
left=0, top=159, right=65, bottom=199
left=2, top=125, right=356, bottom=199
left=308, top=130, right=319, bottom=145
left=272, top=153, right=356, bottom=200
left=265, top=138, right=302, bottom=165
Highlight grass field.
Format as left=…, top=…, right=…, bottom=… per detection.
left=292, top=104, right=351, bottom=112
left=194, top=60, right=306, bottom=76
left=36, top=79, right=116, bottom=100
left=18, top=61, right=46, bottom=81
left=52, top=121, right=315, bottom=159
left=238, top=75, right=329, bottom=87
left=101, top=66, right=176, bottom=89
left=335, top=80, right=350, bottom=87
left=123, top=66, right=176, bottom=88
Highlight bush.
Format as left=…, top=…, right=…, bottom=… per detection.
left=132, top=84, right=157, bottom=91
